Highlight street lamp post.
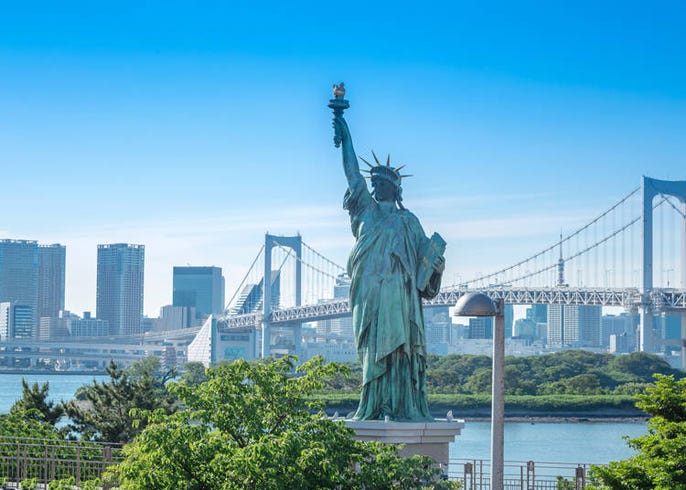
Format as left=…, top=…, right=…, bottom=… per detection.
left=454, top=293, right=505, bottom=490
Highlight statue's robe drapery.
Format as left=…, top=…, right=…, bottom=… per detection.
left=344, top=181, right=442, bottom=421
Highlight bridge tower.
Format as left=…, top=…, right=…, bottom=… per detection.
left=261, top=234, right=302, bottom=358
left=641, top=176, right=686, bottom=353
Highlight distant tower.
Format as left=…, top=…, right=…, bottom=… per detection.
left=0, top=239, right=39, bottom=335
left=173, top=266, right=225, bottom=318
left=557, top=233, right=566, bottom=287
left=38, top=244, right=66, bottom=320
left=96, top=244, right=145, bottom=336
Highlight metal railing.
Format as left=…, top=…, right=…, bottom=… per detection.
left=0, top=437, right=123, bottom=488
left=452, top=459, right=591, bottom=490
left=1, top=437, right=597, bottom=489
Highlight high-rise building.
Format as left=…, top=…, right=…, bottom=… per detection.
left=69, top=311, right=109, bottom=337
left=96, top=243, right=145, bottom=336
left=157, top=305, right=198, bottom=331
left=38, top=244, right=66, bottom=320
left=526, top=304, right=548, bottom=324
left=172, top=266, right=225, bottom=317
left=0, top=302, right=34, bottom=339
left=468, top=317, right=493, bottom=339
left=504, top=304, right=514, bottom=338
left=425, top=306, right=451, bottom=354
left=0, top=302, right=11, bottom=340
left=315, top=273, right=353, bottom=340
left=0, top=239, right=39, bottom=334
left=547, top=304, right=601, bottom=347
left=39, top=316, right=70, bottom=340
left=601, top=313, right=636, bottom=349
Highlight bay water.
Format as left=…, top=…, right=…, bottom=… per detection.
left=0, top=373, right=647, bottom=465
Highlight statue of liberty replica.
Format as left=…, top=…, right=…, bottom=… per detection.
left=330, top=84, right=446, bottom=422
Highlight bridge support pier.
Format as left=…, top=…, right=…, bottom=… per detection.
left=261, top=322, right=270, bottom=358
left=293, top=323, right=302, bottom=357
left=639, top=307, right=654, bottom=353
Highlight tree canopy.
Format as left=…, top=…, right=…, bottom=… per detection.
left=65, top=358, right=177, bottom=442
left=10, top=379, right=64, bottom=426
left=320, top=351, right=682, bottom=397
left=111, top=356, right=455, bottom=490
left=590, top=374, right=686, bottom=489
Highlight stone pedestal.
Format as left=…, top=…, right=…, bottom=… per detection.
left=345, top=419, right=465, bottom=469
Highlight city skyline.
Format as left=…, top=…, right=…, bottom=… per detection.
left=2, top=2, right=685, bottom=316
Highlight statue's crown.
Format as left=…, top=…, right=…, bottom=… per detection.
left=360, top=151, right=412, bottom=188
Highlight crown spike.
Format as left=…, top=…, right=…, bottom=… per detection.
left=386, top=154, right=391, bottom=167
left=359, top=156, right=375, bottom=169
left=371, top=150, right=381, bottom=165
left=399, top=174, right=413, bottom=178
left=361, top=169, right=371, bottom=173
left=394, top=164, right=406, bottom=173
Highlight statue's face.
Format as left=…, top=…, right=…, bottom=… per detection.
left=372, top=178, right=396, bottom=202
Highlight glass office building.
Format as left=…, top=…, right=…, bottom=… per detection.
left=173, top=266, right=225, bottom=317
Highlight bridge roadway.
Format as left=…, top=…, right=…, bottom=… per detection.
left=0, top=339, right=170, bottom=365
left=5, top=287, right=683, bottom=362
left=218, top=286, right=686, bottom=328
left=52, top=287, right=685, bottom=342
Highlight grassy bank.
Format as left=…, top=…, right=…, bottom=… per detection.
left=313, top=393, right=645, bottom=418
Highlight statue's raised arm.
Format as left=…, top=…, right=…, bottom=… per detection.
left=333, top=114, right=365, bottom=192
left=329, top=83, right=365, bottom=193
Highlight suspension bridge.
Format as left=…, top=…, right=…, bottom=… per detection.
left=180, top=176, right=686, bottom=367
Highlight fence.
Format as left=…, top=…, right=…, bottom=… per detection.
left=1, top=437, right=595, bottom=489
left=451, top=459, right=591, bottom=490
left=0, top=437, right=123, bottom=488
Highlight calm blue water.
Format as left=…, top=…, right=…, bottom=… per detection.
left=0, top=373, right=106, bottom=413
left=451, top=420, right=646, bottom=465
left=0, top=374, right=647, bottom=465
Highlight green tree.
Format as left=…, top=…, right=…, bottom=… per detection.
left=178, top=361, right=210, bottom=386
left=590, top=374, right=686, bottom=489
left=65, top=358, right=177, bottom=442
left=10, top=379, right=64, bottom=426
left=607, top=352, right=680, bottom=382
left=541, top=374, right=604, bottom=395
left=111, top=356, right=449, bottom=490
left=0, top=412, right=61, bottom=440
left=464, top=367, right=492, bottom=394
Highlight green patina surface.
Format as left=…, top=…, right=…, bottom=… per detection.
left=331, top=93, right=445, bottom=421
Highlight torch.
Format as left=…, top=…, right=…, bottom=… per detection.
left=328, top=82, right=349, bottom=148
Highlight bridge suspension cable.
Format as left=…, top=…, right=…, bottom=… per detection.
left=224, top=244, right=265, bottom=312
left=504, top=213, right=642, bottom=285
left=275, top=244, right=341, bottom=281
left=660, top=193, right=686, bottom=218
left=459, top=186, right=641, bottom=287
left=301, top=240, right=346, bottom=272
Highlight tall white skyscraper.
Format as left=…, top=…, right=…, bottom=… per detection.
left=96, top=243, right=145, bottom=336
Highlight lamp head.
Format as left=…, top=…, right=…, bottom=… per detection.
left=453, top=292, right=497, bottom=317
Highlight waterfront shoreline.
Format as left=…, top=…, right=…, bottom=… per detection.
left=463, top=416, right=648, bottom=423
left=0, top=369, right=106, bottom=376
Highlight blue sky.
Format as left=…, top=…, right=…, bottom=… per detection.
left=1, top=1, right=685, bottom=316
